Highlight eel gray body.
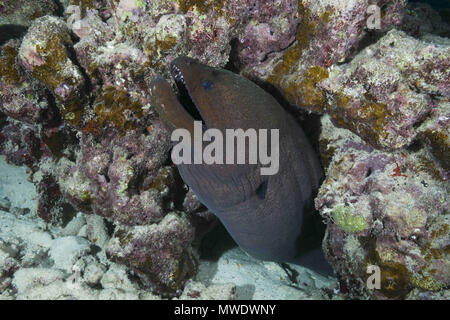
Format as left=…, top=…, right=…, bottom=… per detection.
left=150, top=57, right=332, bottom=274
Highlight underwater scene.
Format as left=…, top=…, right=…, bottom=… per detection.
left=0, top=0, right=448, bottom=302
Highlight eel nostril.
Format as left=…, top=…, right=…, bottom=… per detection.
left=255, top=180, right=268, bottom=200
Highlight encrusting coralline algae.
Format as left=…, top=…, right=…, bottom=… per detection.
left=0, top=0, right=448, bottom=299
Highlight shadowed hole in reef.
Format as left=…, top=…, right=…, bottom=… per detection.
left=53, top=0, right=65, bottom=17
left=0, top=25, right=28, bottom=46
left=104, top=218, right=115, bottom=237
left=406, top=139, right=423, bottom=152
left=199, top=222, right=238, bottom=261
left=65, top=37, right=94, bottom=102
left=60, top=202, right=78, bottom=227
left=255, top=179, right=268, bottom=200
left=281, top=262, right=300, bottom=284
left=0, top=112, right=6, bottom=130
left=340, top=30, right=386, bottom=65
left=412, top=110, right=432, bottom=129
left=163, top=155, right=187, bottom=212
left=127, top=168, right=145, bottom=197
left=294, top=194, right=330, bottom=273
left=224, top=38, right=242, bottom=73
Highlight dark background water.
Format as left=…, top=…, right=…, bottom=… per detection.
left=411, top=0, right=449, bottom=9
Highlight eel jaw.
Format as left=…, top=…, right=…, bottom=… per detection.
left=170, top=61, right=205, bottom=127
left=149, top=75, right=195, bottom=133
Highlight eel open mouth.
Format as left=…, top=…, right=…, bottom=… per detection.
left=170, top=63, right=205, bottom=126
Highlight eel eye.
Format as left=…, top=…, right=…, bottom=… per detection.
left=255, top=180, right=268, bottom=200
left=201, top=79, right=214, bottom=91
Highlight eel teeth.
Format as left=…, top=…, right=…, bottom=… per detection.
left=172, top=64, right=186, bottom=86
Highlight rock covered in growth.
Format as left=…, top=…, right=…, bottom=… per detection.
left=0, top=40, right=49, bottom=124
left=0, top=37, right=79, bottom=173
left=0, top=38, right=77, bottom=178
left=401, top=2, right=450, bottom=38
left=87, top=0, right=307, bottom=79
left=417, top=101, right=450, bottom=170
left=234, top=0, right=301, bottom=68
left=71, top=11, right=114, bottom=86
left=182, top=188, right=217, bottom=244
left=36, top=173, right=64, bottom=223
left=56, top=120, right=172, bottom=226
left=18, top=16, right=87, bottom=126
left=111, top=0, right=236, bottom=71
left=4, top=4, right=200, bottom=293
left=106, top=212, right=197, bottom=296
left=1, top=190, right=209, bottom=300
left=0, top=0, right=58, bottom=27
left=244, top=0, right=407, bottom=112
left=319, top=29, right=450, bottom=150
left=316, top=115, right=449, bottom=299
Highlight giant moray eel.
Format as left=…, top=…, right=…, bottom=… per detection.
left=150, top=57, right=332, bottom=274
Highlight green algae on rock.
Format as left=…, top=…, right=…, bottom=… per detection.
left=331, top=205, right=367, bottom=233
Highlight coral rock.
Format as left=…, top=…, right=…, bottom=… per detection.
left=0, top=40, right=49, bottom=124
left=245, top=0, right=407, bottom=112
left=106, top=212, right=197, bottom=296
left=19, top=16, right=87, bottom=126
left=319, top=29, right=449, bottom=150
left=56, top=120, right=172, bottom=226
left=316, top=115, right=449, bottom=299
left=0, top=0, right=58, bottom=27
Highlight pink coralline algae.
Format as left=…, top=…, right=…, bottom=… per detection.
left=243, top=0, right=407, bottom=112
left=316, top=115, right=449, bottom=299
left=56, top=121, right=173, bottom=226
left=234, top=0, right=300, bottom=68
left=106, top=212, right=197, bottom=296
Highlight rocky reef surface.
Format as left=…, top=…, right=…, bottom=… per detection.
left=0, top=155, right=336, bottom=299
left=0, top=0, right=448, bottom=299
left=317, top=115, right=448, bottom=299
